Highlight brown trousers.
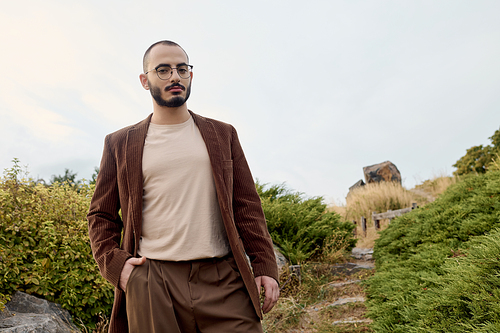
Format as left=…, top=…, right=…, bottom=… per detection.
left=125, top=256, right=263, bottom=333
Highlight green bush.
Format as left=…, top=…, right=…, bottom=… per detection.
left=0, top=160, right=114, bottom=328
left=453, top=127, right=500, bottom=175
left=366, top=170, right=500, bottom=332
left=0, top=159, right=355, bottom=328
left=257, top=183, right=356, bottom=264
left=405, top=228, right=500, bottom=332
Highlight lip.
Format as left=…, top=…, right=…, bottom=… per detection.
left=167, top=86, right=184, bottom=92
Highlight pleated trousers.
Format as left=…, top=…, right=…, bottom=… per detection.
left=125, top=255, right=263, bottom=333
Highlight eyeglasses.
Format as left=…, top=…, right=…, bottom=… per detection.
left=145, top=65, right=193, bottom=80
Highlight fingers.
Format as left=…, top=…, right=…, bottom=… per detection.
left=119, top=257, right=146, bottom=291
left=127, top=256, right=146, bottom=266
left=256, top=276, right=280, bottom=314
left=254, top=276, right=262, bottom=290
left=262, top=282, right=279, bottom=313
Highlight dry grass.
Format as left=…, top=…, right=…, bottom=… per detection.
left=315, top=303, right=372, bottom=333
left=413, top=174, right=457, bottom=199
left=320, top=233, right=352, bottom=264
left=487, top=154, right=500, bottom=171
left=78, top=313, right=109, bottom=333
left=344, top=181, right=428, bottom=222
left=262, top=264, right=375, bottom=333
left=329, top=176, right=457, bottom=249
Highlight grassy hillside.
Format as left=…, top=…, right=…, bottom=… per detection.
left=330, top=176, right=456, bottom=248
left=405, top=228, right=500, bottom=332
left=366, top=170, right=500, bottom=332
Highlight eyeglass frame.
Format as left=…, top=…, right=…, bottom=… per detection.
left=144, top=64, right=194, bottom=80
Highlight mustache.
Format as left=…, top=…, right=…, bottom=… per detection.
left=165, top=83, right=185, bottom=91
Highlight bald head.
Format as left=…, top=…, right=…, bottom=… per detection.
left=143, top=40, right=189, bottom=73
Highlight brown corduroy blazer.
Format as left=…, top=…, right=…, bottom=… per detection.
left=87, top=111, right=279, bottom=333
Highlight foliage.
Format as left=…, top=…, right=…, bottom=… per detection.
left=50, top=168, right=80, bottom=186
left=489, top=154, right=500, bottom=172
left=257, top=183, right=356, bottom=264
left=366, top=170, right=500, bottom=332
left=0, top=160, right=114, bottom=329
left=404, top=228, right=500, bottom=332
left=49, top=166, right=99, bottom=186
left=453, top=127, right=500, bottom=175
left=90, top=167, right=99, bottom=185
left=0, top=159, right=356, bottom=329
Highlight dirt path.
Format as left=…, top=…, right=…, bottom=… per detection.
left=282, top=248, right=375, bottom=332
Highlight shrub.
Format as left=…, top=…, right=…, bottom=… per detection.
left=0, top=160, right=355, bottom=328
left=366, top=170, right=500, bottom=332
left=406, top=228, right=500, bottom=332
left=453, top=127, right=500, bottom=175
left=0, top=160, right=114, bottom=328
left=257, top=183, right=356, bottom=264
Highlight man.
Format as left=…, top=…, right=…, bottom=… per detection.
left=87, top=40, right=279, bottom=333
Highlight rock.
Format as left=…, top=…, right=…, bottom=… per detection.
left=363, top=161, right=401, bottom=184
left=351, top=247, right=374, bottom=261
left=0, top=307, right=12, bottom=320
left=274, top=244, right=288, bottom=273
left=347, top=179, right=366, bottom=198
left=348, top=179, right=365, bottom=192
left=0, top=291, right=79, bottom=333
left=329, top=296, right=365, bottom=307
left=332, top=318, right=372, bottom=325
left=329, top=262, right=373, bottom=275
left=324, top=279, right=362, bottom=289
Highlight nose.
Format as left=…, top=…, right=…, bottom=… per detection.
left=170, top=68, right=181, bottom=82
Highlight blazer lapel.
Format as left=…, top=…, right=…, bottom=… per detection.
left=191, top=111, right=229, bottom=205
left=125, top=114, right=152, bottom=233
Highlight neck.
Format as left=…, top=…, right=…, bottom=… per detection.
left=151, top=104, right=190, bottom=125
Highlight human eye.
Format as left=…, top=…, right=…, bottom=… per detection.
left=156, top=66, right=171, bottom=74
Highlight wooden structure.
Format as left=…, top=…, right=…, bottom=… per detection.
left=353, top=203, right=418, bottom=235
left=372, top=203, right=418, bottom=230
left=352, top=216, right=367, bottom=237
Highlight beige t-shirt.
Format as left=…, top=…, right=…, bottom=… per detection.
left=138, top=116, right=231, bottom=261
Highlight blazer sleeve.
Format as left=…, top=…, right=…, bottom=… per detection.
left=230, top=127, right=279, bottom=281
left=87, top=135, right=132, bottom=289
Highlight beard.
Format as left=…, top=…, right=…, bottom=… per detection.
left=149, top=81, right=191, bottom=107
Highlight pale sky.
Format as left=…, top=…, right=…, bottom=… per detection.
left=1, top=1, right=499, bottom=204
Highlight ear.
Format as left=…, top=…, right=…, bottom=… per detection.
left=139, top=73, right=149, bottom=90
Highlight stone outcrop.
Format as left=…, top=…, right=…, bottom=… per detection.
left=351, top=247, right=374, bottom=261
left=347, top=179, right=366, bottom=198
left=348, top=179, right=365, bottom=192
left=274, top=244, right=288, bottom=273
left=0, top=291, right=79, bottom=333
left=363, top=161, right=401, bottom=184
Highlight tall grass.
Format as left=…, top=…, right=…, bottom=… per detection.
left=413, top=174, right=457, bottom=199
left=489, top=153, right=500, bottom=171
left=344, top=182, right=426, bottom=222
left=329, top=177, right=457, bottom=248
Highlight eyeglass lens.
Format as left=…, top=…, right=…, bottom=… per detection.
left=156, top=66, right=191, bottom=80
